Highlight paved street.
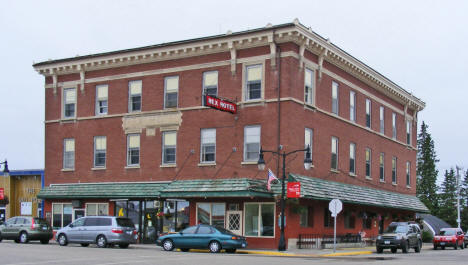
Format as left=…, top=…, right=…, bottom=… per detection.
left=0, top=242, right=467, bottom=265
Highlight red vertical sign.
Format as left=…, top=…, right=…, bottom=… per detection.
left=0, top=188, right=4, bottom=200
left=287, top=182, right=301, bottom=198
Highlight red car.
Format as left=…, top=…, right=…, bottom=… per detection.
left=433, top=228, right=465, bottom=250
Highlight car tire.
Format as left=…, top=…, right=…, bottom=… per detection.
left=415, top=240, right=422, bottom=253
left=209, top=241, right=221, bottom=253
left=119, top=243, right=129, bottom=249
left=19, top=232, right=29, bottom=244
left=58, top=234, right=68, bottom=246
left=441, top=246, right=445, bottom=250
left=180, top=248, right=190, bottom=252
left=81, top=243, right=89, bottom=247
left=454, top=241, right=458, bottom=250
left=376, top=246, right=383, bottom=253
left=391, top=247, right=397, bottom=253
left=225, top=249, right=236, bottom=253
left=40, top=239, right=49, bottom=244
left=96, top=235, right=108, bottom=248
left=460, top=241, right=464, bottom=249
left=433, top=245, right=437, bottom=250
left=402, top=241, right=409, bottom=253
left=162, top=239, right=174, bottom=251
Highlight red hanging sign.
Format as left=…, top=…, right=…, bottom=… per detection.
left=287, top=182, right=301, bottom=198
left=205, top=95, right=237, bottom=114
left=0, top=188, right=4, bottom=200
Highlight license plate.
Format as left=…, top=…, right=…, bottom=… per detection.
left=440, top=242, right=445, bottom=245
left=384, top=241, right=390, bottom=244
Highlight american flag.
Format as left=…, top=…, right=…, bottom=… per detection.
left=267, top=169, right=279, bottom=191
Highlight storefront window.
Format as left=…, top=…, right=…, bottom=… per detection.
left=116, top=201, right=127, bottom=217
left=244, top=204, right=259, bottom=236
left=244, top=203, right=274, bottom=237
left=196, top=203, right=225, bottom=228
left=52, top=203, right=72, bottom=229
left=86, top=203, right=108, bottom=216
left=197, top=203, right=210, bottom=224
left=128, top=201, right=140, bottom=232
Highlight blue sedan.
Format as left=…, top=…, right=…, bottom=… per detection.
left=156, top=224, right=247, bottom=253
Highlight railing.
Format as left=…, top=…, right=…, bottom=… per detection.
left=297, top=233, right=362, bottom=249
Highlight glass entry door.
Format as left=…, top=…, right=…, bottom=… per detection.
left=73, top=209, right=85, bottom=221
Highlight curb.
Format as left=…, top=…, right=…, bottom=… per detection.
left=175, top=248, right=374, bottom=257
left=320, top=250, right=373, bottom=257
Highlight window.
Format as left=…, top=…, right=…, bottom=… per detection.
left=197, top=203, right=225, bottom=228
left=197, top=226, right=213, bottom=234
left=392, top=157, right=397, bottom=184
left=349, top=91, right=356, bottom=122
left=162, top=131, right=177, bottom=165
left=331, top=137, right=338, bottom=170
left=128, top=80, right=142, bottom=112
left=324, top=207, right=333, bottom=228
left=344, top=211, right=355, bottom=229
left=63, top=138, right=75, bottom=169
left=406, top=161, right=411, bottom=186
left=379, top=106, right=384, bottom=134
left=94, top=136, right=106, bottom=168
left=300, top=206, right=314, bottom=227
left=349, top=143, right=356, bottom=175
left=202, top=71, right=218, bottom=105
left=52, top=203, right=72, bottom=229
left=362, top=214, right=372, bottom=229
left=365, top=148, right=371, bottom=178
left=95, top=85, right=108, bottom=115
left=245, top=64, right=262, bottom=101
left=86, top=203, right=109, bottom=216
left=127, top=134, right=140, bottom=166
left=244, top=203, right=274, bottom=237
left=164, top=76, right=178, bottom=108
left=332, top=81, right=339, bottom=115
left=406, top=120, right=412, bottom=145
left=244, top=125, right=260, bottom=161
left=304, top=68, right=315, bottom=105
left=380, top=153, right=385, bottom=182
left=63, top=88, right=76, bottom=118
left=304, top=128, right=313, bottom=163
left=200, top=129, right=216, bottom=163
left=365, top=99, right=371, bottom=128
left=392, top=113, right=397, bottom=139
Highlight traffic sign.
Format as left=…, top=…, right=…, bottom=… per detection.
left=329, top=199, right=343, bottom=217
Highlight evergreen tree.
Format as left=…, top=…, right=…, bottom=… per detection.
left=461, top=169, right=468, bottom=231
left=438, top=169, right=458, bottom=227
left=416, top=121, right=439, bottom=214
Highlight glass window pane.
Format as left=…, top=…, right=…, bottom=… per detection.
left=86, top=204, right=97, bottom=216
left=260, top=204, right=274, bottom=236
left=204, top=72, right=218, bottom=87
left=165, top=77, right=179, bottom=92
left=247, top=65, right=262, bottom=81
left=211, top=204, right=225, bottom=229
left=128, top=134, right=140, bottom=148
left=97, top=85, right=108, bottom=99
left=164, top=132, right=176, bottom=146
left=98, top=204, right=108, bottom=216
left=244, top=204, right=259, bottom=236
left=197, top=203, right=211, bottom=225
left=63, top=204, right=73, bottom=227
left=129, top=80, right=142, bottom=95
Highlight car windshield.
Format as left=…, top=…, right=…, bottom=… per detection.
left=116, top=218, right=135, bottom=228
left=439, top=230, right=455, bottom=236
left=385, top=225, right=408, bottom=233
left=215, top=227, right=236, bottom=236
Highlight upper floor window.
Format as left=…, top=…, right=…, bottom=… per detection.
left=365, top=148, right=371, bottom=178
left=406, top=161, right=411, bottom=187
left=379, top=153, right=385, bottom=182
left=128, top=80, right=142, bottom=112
left=379, top=106, right=385, bottom=134
left=63, top=138, right=75, bottom=169
left=63, top=88, right=76, bottom=118
left=244, top=125, right=260, bottom=161
left=94, top=136, right=106, bottom=168
left=202, top=71, right=218, bottom=105
left=245, top=64, right=262, bottom=101
left=392, top=113, right=397, bottom=139
left=406, top=120, right=412, bottom=145
left=349, top=91, right=356, bottom=122
left=332, top=81, right=339, bottom=115
left=127, top=134, right=140, bottom=166
left=304, top=68, right=315, bottom=105
left=200, top=128, right=216, bottom=163
left=162, top=131, right=177, bottom=165
left=304, top=128, right=313, bottom=163
left=365, top=99, right=371, bottom=128
left=95, top=85, right=108, bottom=115
left=392, top=157, right=397, bottom=184
left=165, top=76, right=179, bottom=108
left=349, top=143, right=356, bottom=175
left=331, top=137, right=338, bottom=170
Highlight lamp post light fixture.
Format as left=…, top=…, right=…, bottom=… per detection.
left=257, top=146, right=311, bottom=251
left=1, top=160, right=9, bottom=175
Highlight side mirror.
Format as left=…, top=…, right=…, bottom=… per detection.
left=179, top=232, right=184, bottom=235
left=69, top=224, right=74, bottom=228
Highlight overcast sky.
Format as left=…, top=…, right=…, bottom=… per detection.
left=0, top=0, right=466, bottom=181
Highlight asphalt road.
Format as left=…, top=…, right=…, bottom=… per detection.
left=0, top=241, right=467, bottom=265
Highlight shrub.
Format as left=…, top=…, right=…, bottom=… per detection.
left=421, top=230, right=433, bottom=243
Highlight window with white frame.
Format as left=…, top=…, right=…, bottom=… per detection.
left=365, top=99, right=371, bottom=128
left=392, top=157, right=397, bottom=184
left=332, top=81, right=339, bottom=115
left=379, top=106, right=385, bottom=134
left=200, top=128, right=216, bottom=163
left=95, top=84, right=108, bottom=115
left=392, top=113, right=397, bottom=139
left=202, top=71, right=218, bottom=105
left=63, top=88, right=76, bottom=118
left=127, top=134, right=140, bottom=166
left=380, top=153, right=385, bottom=182
left=162, top=131, right=177, bottom=164
left=197, top=203, right=225, bottom=228
left=128, top=80, right=142, bottom=112
left=406, top=161, right=411, bottom=186
left=304, top=128, right=313, bottom=163
left=244, top=125, right=260, bottom=161
left=300, top=206, right=314, bottom=227
left=244, top=203, right=274, bottom=237
left=365, top=148, right=371, bottom=178
left=406, top=120, right=412, bottom=145
left=52, top=203, right=72, bottom=229
left=165, top=76, right=178, bottom=108
left=349, top=143, right=356, bottom=175
left=304, top=68, right=314, bottom=105
left=350, top=91, right=356, bottom=122
left=245, top=64, right=262, bottom=101
left=94, top=136, right=106, bottom=168
left=331, top=137, right=338, bottom=170
left=63, top=138, right=75, bottom=169
left=86, top=203, right=109, bottom=216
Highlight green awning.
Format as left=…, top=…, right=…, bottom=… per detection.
left=37, top=182, right=170, bottom=199
left=289, top=174, right=429, bottom=213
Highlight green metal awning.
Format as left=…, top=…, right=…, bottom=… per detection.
left=37, top=182, right=170, bottom=199
left=289, top=174, right=429, bottom=213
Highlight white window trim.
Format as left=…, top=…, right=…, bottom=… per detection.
left=331, top=137, right=339, bottom=170
left=162, top=131, right=177, bottom=165
left=164, top=76, right=179, bottom=109
left=62, top=87, right=77, bottom=120
left=51, top=203, right=73, bottom=229
left=95, top=84, right=108, bottom=116
left=85, top=203, right=109, bottom=216
left=331, top=81, right=339, bottom=115
left=126, top=133, right=140, bottom=167
left=243, top=125, right=261, bottom=162
left=365, top=148, right=372, bottom=179
left=349, top=142, right=356, bottom=175
left=349, top=91, right=356, bottom=122
left=379, top=106, right=385, bottom=134
left=63, top=138, right=75, bottom=170
left=128, top=80, right=142, bottom=113
left=243, top=202, right=276, bottom=238
left=200, top=128, right=216, bottom=164
left=242, top=62, right=265, bottom=103
left=379, top=153, right=385, bottom=182
left=365, top=99, right=371, bottom=128
left=304, top=68, right=315, bottom=106
left=202, top=71, right=218, bottom=105
left=406, top=161, right=411, bottom=187
left=93, top=136, right=106, bottom=168
left=305, top=128, right=313, bottom=164
left=392, top=157, right=398, bottom=185
left=392, top=113, right=397, bottom=140
left=195, top=202, right=226, bottom=227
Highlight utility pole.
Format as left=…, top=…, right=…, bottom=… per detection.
left=456, top=166, right=462, bottom=229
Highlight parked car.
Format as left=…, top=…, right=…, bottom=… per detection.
left=56, top=216, right=138, bottom=248
left=0, top=216, right=53, bottom=244
left=156, top=224, right=247, bottom=253
left=433, top=228, right=464, bottom=250
left=465, top=232, right=468, bottom=249
left=376, top=222, right=422, bottom=253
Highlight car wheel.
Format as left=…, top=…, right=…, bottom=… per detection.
left=415, top=240, right=422, bottom=253
left=454, top=241, right=458, bottom=250
left=391, top=247, right=397, bottom=253
left=460, top=241, right=464, bottom=249
left=81, top=243, right=89, bottom=247
left=225, top=249, right=236, bottom=253
left=402, top=241, right=409, bottom=253
left=96, top=235, right=108, bottom=248
left=433, top=245, right=437, bottom=250
left=40, top=239, right=49, bottom=244
left=162, top=239, right=174, bottom=251
left=376, top=246, right=383, bottom=253
left=119, top=243, right=129, bottom=249
left=19, top=232, right=29, bottom=243
left=209, top=241, right=221, bottom=253
left=58, top=234, right=68, bottom=246
left=180, top=248, right=190, bottom=252
left=441, top=246, right=445, bottom=250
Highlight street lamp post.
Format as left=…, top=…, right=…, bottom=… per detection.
left=257, top=146, right=311, bottom=251
left=1, top=160, right=10, bottom=222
